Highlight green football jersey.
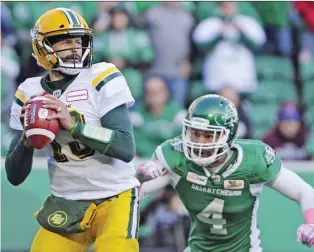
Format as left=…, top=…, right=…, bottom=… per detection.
left=153, top=138, right=282, bottom=252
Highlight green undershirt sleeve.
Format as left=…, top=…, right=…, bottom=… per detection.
left=5, top=130, right=34, bottom=186
left=71, top=104, right=136, bottom=162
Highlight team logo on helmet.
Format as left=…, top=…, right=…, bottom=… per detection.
left=224, top=104, right=238, bottom=129
left=30, top=27, right=40, bottom=41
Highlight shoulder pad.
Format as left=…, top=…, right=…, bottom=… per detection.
left=14, top=77, right=42, bottom=106
left=169, top=137, right=184, bottom=153
left=155, top=139, right=186, bottom=177
left=90, top=62, right=123, bottom=91
left=236, top=139, right=282, bottom=183
left=262, top=144, right=276, bottom=167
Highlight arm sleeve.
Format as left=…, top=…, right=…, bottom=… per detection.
left=266, top=167, right=314, bottom=213
left=5, top=130, right=34, bottom=186
left=71, top=104, right=135, bottom=163
left=139, top=174, right=172, bottom=200
left=101, top=104, right=135, bottom=162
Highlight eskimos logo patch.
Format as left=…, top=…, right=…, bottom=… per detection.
left=48, top=211, right=68, bottom=227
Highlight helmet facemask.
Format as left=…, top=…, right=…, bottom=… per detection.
left=45, top=33, right=92, bottom=75
left=182, top=117, right=231, bottom=167
left=31, top=28, right=93, bottom=75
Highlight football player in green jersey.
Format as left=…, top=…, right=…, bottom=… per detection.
left=137, top=94, right=314, bottom=251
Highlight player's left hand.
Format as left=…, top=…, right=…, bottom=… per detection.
left=297, top=224, right=314, bottom=248
left=42, top=94, right=75, bottom=131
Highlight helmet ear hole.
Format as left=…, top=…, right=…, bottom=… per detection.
left=45, top=55, right=52, bottom=62
left=35, top=43, right=42, bottom=56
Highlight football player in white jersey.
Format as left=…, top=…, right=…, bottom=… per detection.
left=5, top=8, right=140, bottom=252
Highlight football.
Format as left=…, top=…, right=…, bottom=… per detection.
left=24, top=96, right=60, bottom=149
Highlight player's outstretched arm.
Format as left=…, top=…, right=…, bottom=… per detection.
left=137, top=160, right=170, bottom=200
left=138, top=173, right=171, bottom=200
left=266, top=167, right=314, bottom=248
left=5, top=130, right=34, bottom=186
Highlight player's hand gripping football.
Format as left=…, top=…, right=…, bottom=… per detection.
left=20, top=94, right=39, bottom=126
left=297, top=224, right=314, bottom=248
left=137, top=160, right=165, bottom=179
left=19, top=95, right=38, bottom=148
left=19, top=92, right=49, bottom=127
left=42, top=94, right=75, bottom=131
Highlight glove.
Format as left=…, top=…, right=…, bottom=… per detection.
left=137, top=160, right=164, bottom=179
left=297, top=224, right=314, bottom=248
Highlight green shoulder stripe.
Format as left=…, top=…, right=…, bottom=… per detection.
left=14, top=96, right=24, bottom=107
left=14, top=89, right=26, bottom=106
left=92, top=65, right=123, bottom=92
left=95, top=72, right=122, bottom=92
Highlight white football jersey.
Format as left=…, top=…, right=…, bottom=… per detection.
left=10, top=62, right=140, bottom=200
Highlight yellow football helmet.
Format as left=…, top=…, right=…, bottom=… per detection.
left=31, top=8, right=93, bottom=75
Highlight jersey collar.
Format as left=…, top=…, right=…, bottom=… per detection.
left=40, top=73, right=78, bottom=97
left=202, top=150, right=237, bottom=177
left=222, top=144, right=244, bottom=178
left=202, top=144, right=243, bottom=178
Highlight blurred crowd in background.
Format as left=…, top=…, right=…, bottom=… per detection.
left=1, top=2, right=314, bottom=251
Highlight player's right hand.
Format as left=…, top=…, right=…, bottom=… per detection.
left=137, top=160, right=165, bottom=179
left=19, top=94, right=43, bottom=127
left=20, top=99, right=33, bottom=127
left=19, top=95, right=40, bottom=148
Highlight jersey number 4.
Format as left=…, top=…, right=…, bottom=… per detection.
left=50, top=110, right=95, bottom=162
left=196, top=198, right=227, bottom=235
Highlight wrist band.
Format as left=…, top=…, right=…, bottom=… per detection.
left=70, top=122, right=78, bottom=134
left=304, top=208, right=314, bottom=224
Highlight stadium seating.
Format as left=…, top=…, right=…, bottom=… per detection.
left=250, top=103, right=279, bottom=137
left=255, top=56, right=293, bottom=81
left=188, top=80, right=207, bottom=104
left=250, top=79, right=297, bottom=104
left=305, top=105, right=314, bottom=128
left=301, top=61, right=314, bottom=82
left=302, top=80, right=314, bottom=106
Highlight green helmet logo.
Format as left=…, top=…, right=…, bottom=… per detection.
left=224, top=103, right=238, bottom=132
left=182, top=94, right=239, bottom=166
